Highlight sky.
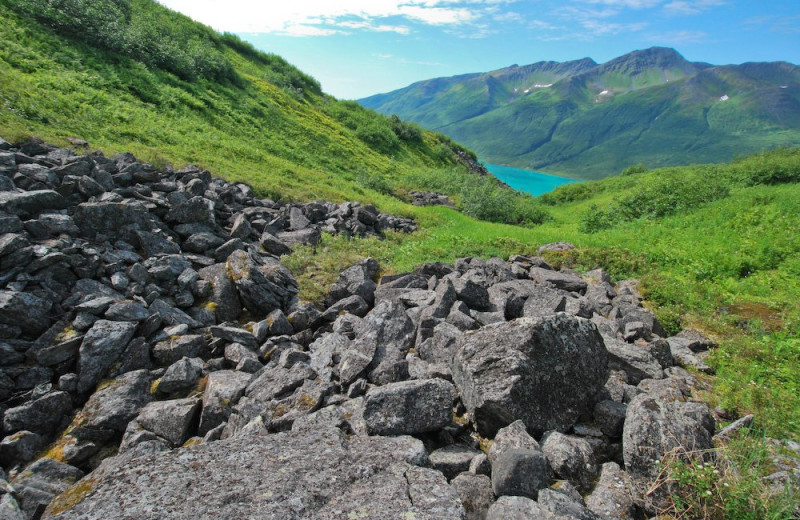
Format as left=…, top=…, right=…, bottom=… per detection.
left=158, top=0, right=800, bottom=100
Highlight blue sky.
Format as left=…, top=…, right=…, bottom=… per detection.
left=158, top=0, right=800, bottom=99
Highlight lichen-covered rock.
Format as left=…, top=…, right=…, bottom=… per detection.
left=3, top=391, right=72, bottom=436
left=491, top=448, right=553, bottom=500
left=363, top=378, right=455, bottom=436
left=198, top=370, right=252, bottom=435
left=450, top=473, right=495, bottom=520
left=486, top=495, right=563, bottom=520
left=76, top=320, right=138, bottom=394
left=585, top=462, right=638, bottom=520
left=452, top=314, right=608, bottom=436
left=42, top=428, right=464, bottom=519
left=540, top=431, right=598, bottom=492
left=136, top=397, right=201, bottom=447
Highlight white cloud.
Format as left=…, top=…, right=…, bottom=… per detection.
left=157, top=0, right=508, bottom=36
left=663, top=0, right=725, bottom=16
left=645, top=29, right=710, bottom=43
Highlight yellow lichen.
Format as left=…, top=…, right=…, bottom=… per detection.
left=44, top=476, right=98, bottom=516
left=182, top=437, right=203, bottom=448
left=150, top=378, right=162, bottom=395
left=295, top=394, right=317, bottom=411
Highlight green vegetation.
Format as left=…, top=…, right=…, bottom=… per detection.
left=651, top=433, right=798, bottom=519
left=0, top=0, right=534, bottom=225
left=360, top=47, right=800, bottom=179
left=1, top=2, right=798, bottom=515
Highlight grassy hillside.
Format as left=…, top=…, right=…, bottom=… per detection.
left=360, top=47, right=800, bottom=179
left=0, top=0, right=545, bottom=225
left=1, top=3, right=798, bottom=515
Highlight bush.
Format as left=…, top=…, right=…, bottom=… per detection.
left=621, top=163, right=648, bottom=176
left=389, top=115, right=423, bottom=143
left=580, top=172, right=730, bottom=233
left=579, top=204, right=617, bottom=233
left=10, top=0, right=237, bottom=82
left=733, top=149, right=800, bottom=186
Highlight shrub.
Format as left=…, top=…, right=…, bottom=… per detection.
left=621, top=163, right=648, bottom=176
left=389, top=115, right=423, bottom=143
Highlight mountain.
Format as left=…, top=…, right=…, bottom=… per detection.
left=360, top=47, right=800, bottom=179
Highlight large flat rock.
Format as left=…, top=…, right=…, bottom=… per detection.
left=43, top=428, right=465, bottom=519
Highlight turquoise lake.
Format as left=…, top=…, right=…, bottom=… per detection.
left=484, top=163, right=579, bottom=196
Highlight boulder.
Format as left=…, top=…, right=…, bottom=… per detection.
left=3, top=391, right=72, bottom=436
left=156, top=357, right=204, bottom=394
left=491, top=448, right=553, bottom=500
left=326, top=258, right=378, bottom=306
left=42, top=428, right=464, bottom=519
left=450, top=473, right=494, bottom=520
left=487, top=420, right=540, bottom=464
left=11, top=458, right=83, bottom=520
left=136, top=398, right=201, bottom=447
left=486, top=495, right=563, bottom=520
left=604, top=336, right=665, bottom=384
left=225, top=250, right=298, bottom=317
left=528, top=266, right=587, bottom=293
left=363, top=378, right=455, bottom=436
left=429, top=445, right=483, bottom=481
left=73, top=201, right=153, bottom=242
left=537, top=488, right=601, bottom=520
left=452, top=314, right=608, bottom=436
left=585, top=462, right=638, bottom=520
left=0, top=290, right=53, bottom=338
left=76, top=320, right=138, bottom=394
left=540, top=431, right=598, bottom=492
left=198, top=370, right=253, bottom=435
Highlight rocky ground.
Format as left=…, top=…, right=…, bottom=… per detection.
left=0, top=138, right=796, bottom=519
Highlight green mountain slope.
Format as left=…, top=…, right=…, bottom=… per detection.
left=360, top=47, right=800, bottom=179
left=0, top=0, right=515, bottom=206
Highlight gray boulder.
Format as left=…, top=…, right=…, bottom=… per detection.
left=156, top=357, right=204, bottom=394
left=487, top=420, right=540, bottom=464
left=225, top=250, right=298, bottom=317
left=76, top=320, right=138, bottom=394
left=430, top=445, right=483, bottom=481
left=537, top=488, right=601, bottom=520
left=197, top=263, right=242, bottom=322
left=0, top=290, right=53, bottom=337
left=3, top=391, right=72, bottom=436
left=198, top=370, right=252, bottom=435
left=0, top=431, right=45, bottom=468
left=486, top=495, right=565, bottom=520
left=0, top=190, right=66, bottom=217
left=585, top=462, right=638, bottom=520
left=73, top=201, right=153, bottom=242
left=326, top=258, right=378, bottom=306
left=136, top=397, right=201, bottom=447
left=76, top=370, right=152, bottom=434
left=491, top=448, right=553, bottom=499
left=528, top=266, right=587, bottom=293
left=42, top=428, right=464, bottom=519
left=11, top=458, right=83, bottom=520
left=452, top=314, right=608, bottom=436
left=152, top=334, right=206, bottom=366
left=363, top=378, right=455, bottom=436
left=450, top=473, right=495, bottom=520
left=540, top=431, right=598, bottom=492
left=604, top=336, right=665, bottom=384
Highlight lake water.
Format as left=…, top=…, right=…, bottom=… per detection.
left=484, top=163, right=579, bottom=196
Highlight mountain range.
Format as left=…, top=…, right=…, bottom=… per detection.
left=359, top=47, right=800, bottom=179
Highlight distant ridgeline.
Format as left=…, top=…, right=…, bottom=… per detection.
left=360, top=47, right=800, bottom=179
